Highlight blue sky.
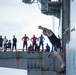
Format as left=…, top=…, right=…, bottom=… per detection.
left=0, top=0, right=59, bottom=74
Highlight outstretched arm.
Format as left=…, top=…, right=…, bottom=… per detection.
left=38, top=25, right=50, bottom=31
left=38, top=25, right=53, bottom=36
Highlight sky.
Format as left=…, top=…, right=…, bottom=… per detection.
left=0, top=0, right=59, bottom=49
left=0, top=0, right=59, bottom=74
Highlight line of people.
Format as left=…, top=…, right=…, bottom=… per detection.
left=0, top=34, right=50, bottom=52
left=0, top=35, right=17, bottom=51
left=22, top=34, right=50, bottom=51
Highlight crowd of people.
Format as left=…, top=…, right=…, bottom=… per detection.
left=0, top=25, right=65, bottom=72
left=0, top=34, right=50, bottom=52
left=0, top=35, right=17, bottom=51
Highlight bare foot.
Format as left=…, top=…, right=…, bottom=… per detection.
left=61, top=63, right=65, bottom=69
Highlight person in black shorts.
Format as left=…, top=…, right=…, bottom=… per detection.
left=38, top=25, right=65, bottom=72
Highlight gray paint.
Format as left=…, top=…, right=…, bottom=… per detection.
left=66, top=0, right=76, bottom=75
left=0, top=51, right=64, bottom=75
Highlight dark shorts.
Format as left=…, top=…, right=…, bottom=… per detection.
left=54, top=43, right=61, bottom=51
left=0, top=43, right=2, bottom=47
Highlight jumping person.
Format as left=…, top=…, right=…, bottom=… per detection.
left=38, top=25, right=65, bottom=72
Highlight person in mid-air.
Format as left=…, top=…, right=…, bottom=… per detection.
left=38, top=25, right=65, bottom=72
